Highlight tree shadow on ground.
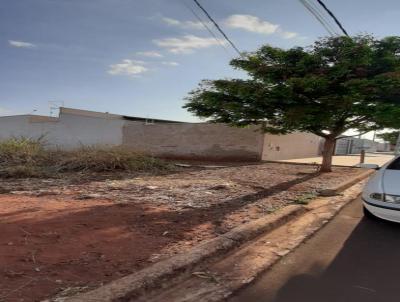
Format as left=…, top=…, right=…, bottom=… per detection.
left=0, top=170, right=321, bottom=302
left=8, top=170, right=321, bottom=241
left=273, top=217, right=400, bottom=302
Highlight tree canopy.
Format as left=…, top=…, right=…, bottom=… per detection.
left=184, top=35, right=400, bottom=172
left=377, top=131, right=400, bottom=145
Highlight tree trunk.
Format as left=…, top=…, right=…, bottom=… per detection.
left=320, top=138, right=336, bottom=173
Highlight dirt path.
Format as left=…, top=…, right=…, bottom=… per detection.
left=0, top=163, right=364, bottom=301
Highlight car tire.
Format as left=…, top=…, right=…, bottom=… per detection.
left=363, top=206, right=376, bottom=219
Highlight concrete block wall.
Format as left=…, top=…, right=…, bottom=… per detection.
left=55, top=111, right=124, bottom=148
left=0, top=108, right=325, bottom=161
left=262, top=132, right=323, bottom=161
left=122, top=122, right=265, bottom=161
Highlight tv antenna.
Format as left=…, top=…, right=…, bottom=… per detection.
left=49, top=101, right=64, bottom=117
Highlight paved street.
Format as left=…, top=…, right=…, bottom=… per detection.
left=278, top=153, right=394, bottom=167
left=230, top=198, right=400, bottom=302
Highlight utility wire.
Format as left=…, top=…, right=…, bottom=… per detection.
left=298, top=0, right=337, bottom=36
left=316, top=0, right=349, bottom=36
left=180, top=0, right=231, bottom=55
left=305, top=0, right=339, bottom=35
left=191, top=0, right=242, bottom=56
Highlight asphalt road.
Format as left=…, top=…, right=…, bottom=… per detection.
left=230, top=197, right=400, bottom=302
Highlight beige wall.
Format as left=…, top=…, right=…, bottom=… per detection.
left=122, top=122, right=264, bottom=161
left=262, top=132, right=323, bottom=161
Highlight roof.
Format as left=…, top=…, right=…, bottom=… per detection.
left=0, top=107, right=186, bottom=124
left=60, top=107, right=185, bottom=123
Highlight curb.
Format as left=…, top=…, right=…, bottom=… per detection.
left=64, top=169, right=374, bottom=302
left=263, top=160, right=361, bottom=168
left=319, top=169, right=374, bottom=196
left=140, top=179, right=365, bottom=302
left=65, top=205, right=306, bottom=302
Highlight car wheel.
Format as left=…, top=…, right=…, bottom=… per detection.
left=363, top=206, right=376, bottom=219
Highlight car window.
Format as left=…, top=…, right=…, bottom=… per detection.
left=387, top=158, right=400, bottom=170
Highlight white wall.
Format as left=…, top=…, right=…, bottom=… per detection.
left=0, top=115, right=59, bottom=143
left=54, top=112, right=124, bottom=148
left=0, top=113, right=124, bottom=148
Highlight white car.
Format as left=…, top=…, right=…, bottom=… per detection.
left=362, top=156, right=400, bottom=222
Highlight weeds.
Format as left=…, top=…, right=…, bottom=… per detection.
left=56, top=147, right=171, bottom=172
left=292, top=192, right=317, bottom=205
left=0, top=138, right=172, bottom=178
left=0, top=137, right=46, bottom=166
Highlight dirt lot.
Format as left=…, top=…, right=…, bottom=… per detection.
left=0, top=163, right=364, bottom=302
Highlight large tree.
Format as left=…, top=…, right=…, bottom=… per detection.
left=184, top=36, right=400, bottom=172
left=377, top=131, right=400, bottom=146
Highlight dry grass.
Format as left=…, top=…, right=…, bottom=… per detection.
left=55, top=147, right=171, bottom=172
left=0, top=138, right=171, bottom=178
left=0, top=137, right=47, bottom=166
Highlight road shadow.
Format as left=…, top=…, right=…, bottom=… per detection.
left=273, top=216, right=400, bottom=302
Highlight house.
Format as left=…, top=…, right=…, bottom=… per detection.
left=0, top=107, right=324, bottom=161
left=335, top=136, right=391, bottom=155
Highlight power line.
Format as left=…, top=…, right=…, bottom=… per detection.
left=180, top=0, right=231, bottom=55
left=300, top=0, right=336, bottom=36
left=316, top=0, right=349, bottom=36
left=298, top=0, right=337, bottom=36
left=191, top=0, right=242, bottom=56
left=306, top=0, right=339, bottom=35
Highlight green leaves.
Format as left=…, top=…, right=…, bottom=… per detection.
left=377, top=131, right=400, bottom=145
left=184, top=35, right=400, bottom=138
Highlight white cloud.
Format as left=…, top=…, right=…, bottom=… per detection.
left=224, top=15, right=279, bottom=35
left=136, top=51, right=163, bottom=58
left=161, top=15, right=298, bottom=40
left=8, top=40, right=36, bottom=48
left=162, top=17, right=210, bottom=30
left=224, top=14, right=299, bottom=39
left=162, top=61, right=180, bottom=66
left=162, top=17, right=181, bottom=26
left=108, top=59, right=148, bottom=76
left=279, top=30, right=298, bottom=39
left=153, top=35, right=226, bottom=54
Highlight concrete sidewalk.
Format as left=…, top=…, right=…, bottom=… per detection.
left=277, top=153, right=394, bottom=167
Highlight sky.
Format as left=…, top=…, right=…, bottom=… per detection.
left=1, top=0, right=400, bottom=126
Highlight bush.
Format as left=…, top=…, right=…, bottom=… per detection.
left=56, top=147, right=171, bottom=172
left=0, top=137, right=46, bottom=166
left=0, top=165, right=50, bottom=178
left=0, top=138, right=171, bottom=178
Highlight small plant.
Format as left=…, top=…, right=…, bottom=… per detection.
left=292, top=192, right=317, bottom=205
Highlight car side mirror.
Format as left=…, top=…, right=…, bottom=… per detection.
left=358, top=163, right=380, bottom=170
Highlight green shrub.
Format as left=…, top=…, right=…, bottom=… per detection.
left=292, top=192, right=317, bottom=205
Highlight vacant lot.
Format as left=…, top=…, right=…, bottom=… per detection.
left=0, top=163, right=364, bottom=301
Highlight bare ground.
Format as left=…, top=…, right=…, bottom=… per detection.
left=0, top=162, right=364, bottom=302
